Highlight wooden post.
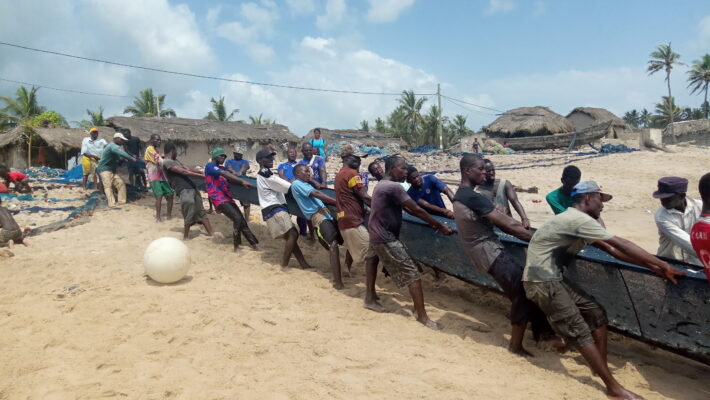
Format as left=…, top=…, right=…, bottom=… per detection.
left=27, top=134, right=32, bottom=168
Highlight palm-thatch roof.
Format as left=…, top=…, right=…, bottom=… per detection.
left=483, top=106, right=574, bottom=138
left=0, top=126, right=115, bottom=151
left=566, top=107, right=627, bottom=128
left=663, top=119, right=710, bottom=145
left=304, top=128, right=408, bottom=149
left=106, top=116, right=299, bottom=144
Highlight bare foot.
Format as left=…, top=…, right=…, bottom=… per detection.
left=418, top=318, right=442, bottom=330
left=363, top=299, right=385, bottom=313
left=249, top=243, right=259, bottom=251
left=333, top=282, right=344, bottom=290
left=281, top=265, right=291, bottom=272
left=608, top=387, right=644, bottom=400
left=0, top=249, right=14, bottom=257
left=509, top=345, right=534, bottom=357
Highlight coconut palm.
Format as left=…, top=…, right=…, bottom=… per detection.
left=204, top=96, right=239, bottom=121
left=449, top=114, right=470, bottom=139
left=687, top=54, right=710, bottom=119
left=249, top=114, right=263, bottom=124
left=359, top=120, right=370, bottom=132
left=639, top=109, right=652, bottom=128
left=647, top=43, right=684, bottom=130
left=0, top=86, right=46, bottom=128
left=75, top=106, right=106, bottom=129
left=652, top=96, right=681, bottom=127
left=374, top=117, right=386, bottom=133
left=623, top=110, right=640, bottom=128
left=123, top=88, right=176, bottom=117
left=398, top=90, right=427, bottom=144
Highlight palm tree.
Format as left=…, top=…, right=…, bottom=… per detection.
left=647, top=43, right=684, bottom=130
left=687, top=54, right=710, bottom=119
left=398, top=90, right=426, bottom=144
left=639, top=109, right=652, bottom=128
left=622, top=109, right=640, bottom=128
left=652, top=96, right=681, bottom=127
left=75, top=106, right=106, bottom=129
left=204, top=96, right=239, bottom=121
left=0, top=86, right=46, bottom=128
left=123, top=88, right=176, bottom=117
left=359, top=120, right=370, bottom=132
left=249, top=113, right=263, bottom=124
left=374, top=117, right=386, bottom=133
left=450, top=114, right=470, bottom=138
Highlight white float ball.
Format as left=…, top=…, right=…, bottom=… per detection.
left=143, top=237, right=191, bottom=284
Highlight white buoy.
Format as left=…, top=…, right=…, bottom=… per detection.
left=143, top=237, right=191, bottom=284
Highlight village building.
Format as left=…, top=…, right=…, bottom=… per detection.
left=566, top=107, right=628, bottom=138
left=663, top=119, right=710, bottom=146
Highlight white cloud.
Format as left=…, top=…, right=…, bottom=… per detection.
left=285, top=0, right=316, bottom=15
left=366, top=0, right=415, bottom=23
left=693, top=15, right=710, bottom=52
left=486, top=0, right=515, bottom=15
left=215, top=1, right=279, bottom=65
left=316, top=0, right=347, bottom=30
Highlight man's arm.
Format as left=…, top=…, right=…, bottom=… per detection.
left=309, top=178, right=325, bottom=189
left=309, top=189, right=336, bottom=206
left=656, top=216, right=696, bottom=254
left=483, top=210, right=532, bottom=242
left=318, top=166, right=327, bottom=187
left=218, top=170, right=251, bottom=187
left=506, top=181, right=530, bottom=229
left=594, top=236, right=684, bottom=283
left=416, top=199, right=454, bottom=219
left=112, top=146, right=137, bottom=162
left=353, top=185, right=372, bottom=207
left=443, top=185, right=455, bottom=203
left=402, top=199, right=453, bottom=235
left=545, top=192, right=564, bottom=214
left=169, top=164, right=204, bottom=178
left=239, top=163, right=250, bottom=175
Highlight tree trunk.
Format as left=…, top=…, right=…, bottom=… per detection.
left=27, top=134, right=32, bottom=168
left=705, top=85, right=708, bottom=119
left=666, top=70, right=674, bottom=135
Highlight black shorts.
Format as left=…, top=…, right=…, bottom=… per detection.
left=489, top=252, right=538, bottom=326
left=316, top=219, right=343, bottom=250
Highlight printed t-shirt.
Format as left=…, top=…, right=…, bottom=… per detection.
left=546, top=187, right=573, bottom=215
left=334, top=167, right=366, bottom=230
left=369, top=180, right=412, bottom=243
left=691, top=215, right=710, bottom=282
left=204, top=162, right=234, bottom=208
left=144, top=145, right=167, bottom=182
left=523, top=207, right=614, bottom=282
left=96, top=142, right=134, bottom=173
left=298, top=156, right=326, bottom=183
left=7, top=171, right=28, bottom=183
left=278, top=161, right=298, bottom=181
left=225, top=159, right=250, bottom=174
left=452, top=187, right=501, bottom=272
left=291, top=179, right=330, bottom=220
left=408, top=174, right=447, bottom=209
left=162, top=159, right=197, bottom=194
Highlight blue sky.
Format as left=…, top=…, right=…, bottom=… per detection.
left=1, top=0, right=709, bottom=135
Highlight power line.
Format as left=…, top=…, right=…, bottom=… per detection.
left=441, top=94, right=504, bottom=113
left=445, top=97, right=497, bottom=116
left=0, top=41, right=436, bottom=96
left=0, top=77, right=131, bottom=98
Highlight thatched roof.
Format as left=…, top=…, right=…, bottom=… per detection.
left=483, top=106, right=574, bottom=138
left=106, top=116, right=299, bottom=143
left=0, top=126, right=115, bottom=151
left=304, top=128, right=408, bottom=149
left=566, top=107, right=627, bottom=128
left=663, top=119, right=710, bottom=138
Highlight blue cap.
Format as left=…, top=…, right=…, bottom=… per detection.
left=571, top=181, right=612, bottom=202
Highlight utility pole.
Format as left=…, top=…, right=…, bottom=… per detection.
left=156, top=96, right=161, bottom=117
left=437, top=83, right=443, bottom=149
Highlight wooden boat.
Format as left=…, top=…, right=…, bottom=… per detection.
left=191, top=176, right=710, bottom=364
left=492, top=121, right=612, bottom=151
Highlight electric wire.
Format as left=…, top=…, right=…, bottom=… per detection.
left=0, top=77, right=131, bottom=98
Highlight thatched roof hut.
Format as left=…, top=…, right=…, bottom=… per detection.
left=483, top=107, right=574, bottom=138
left=566, top=107, right=627, bottom=138
left=663, top=119, right=710, bottom=146
left=304, top=128, right=408, bottom=152
left=0, top=126, right=115, bottom=169
left=106, top=116, right=300, bottom=166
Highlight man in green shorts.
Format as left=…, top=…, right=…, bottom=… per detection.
left=523, top=181, right=683, bottom=399
left=144, top=134, right=174, bottom=221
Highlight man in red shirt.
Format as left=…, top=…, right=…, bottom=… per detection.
left=0, top=165, right=31, bottom=193
left=691, top=172, right=710, bottom=282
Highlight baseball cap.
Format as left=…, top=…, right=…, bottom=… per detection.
left=340, top=144, right=368, bottom=158
left=211, top=147, right=227, bottom=159
left=113, top=132, right=128, bottom=141
left=89, top=127, right=99, bottom=133
left=571, top=181, right=612, bottom=202
left=256, top=148, right=277, bottom=161
left=652, top=176, right=688, bottom=199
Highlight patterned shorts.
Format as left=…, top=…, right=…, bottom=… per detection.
left=372, top=240, right=423, bottom=289
left=0, top=228, right=23, bottom=246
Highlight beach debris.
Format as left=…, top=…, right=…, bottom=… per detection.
left=514, top=186, right=539, bottom=194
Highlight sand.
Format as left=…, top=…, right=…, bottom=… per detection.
left=2, top=147, right=709, bottom=399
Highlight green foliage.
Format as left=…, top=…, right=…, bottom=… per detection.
left=358, top=120, right=369, bottom=132
left=687, top=54, right=710, bottom=118
left=374, top=117, right=386, bottom=133
left=124, top=88, right=176, bottom=117
left=248, top=113, right=276, bottom=125
left=76, top=106, right=105, bottom=129
left=1, top=85, right=46, bottom=130
left=26, top=111, right=68, bottom=128
left=651, top=96, right=681, bottom=127
left=623, top=110, right=640, bottom=128
left=204, top=96, right=239, bottom=121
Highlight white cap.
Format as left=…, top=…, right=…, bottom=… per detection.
left=113, top=132, right=128, bottom=141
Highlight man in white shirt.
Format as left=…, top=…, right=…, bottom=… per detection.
left=653, top=176, right=702, bottom=265
left=255, top=149, right=312, bottom=271
left=80, top=127, right=107, bottom=190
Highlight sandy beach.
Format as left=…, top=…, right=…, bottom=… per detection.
left=2, top=147, right=710, bottom=399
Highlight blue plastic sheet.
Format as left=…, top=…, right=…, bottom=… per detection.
left=63, top=164, right=83, bottom=180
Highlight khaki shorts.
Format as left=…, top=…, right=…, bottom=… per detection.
left=266, top=210, right=295, bottom=239
left=341, top=225, right=375, bottom=265
left=523, top=280, right=607, bottom=348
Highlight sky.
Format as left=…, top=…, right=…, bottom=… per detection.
left=1, top=0, right=709, bottom=136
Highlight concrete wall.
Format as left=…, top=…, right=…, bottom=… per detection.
left=0, top=145, right=27, bottom=170
left=173, top=140, right=297, bottom=168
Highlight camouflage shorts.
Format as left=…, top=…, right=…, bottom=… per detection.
left=372, top=240, right=423, bottom=289
left=0, top=228, right=22, bottom=246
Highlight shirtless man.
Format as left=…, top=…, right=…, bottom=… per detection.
left=0, top=197, right=30, bottom=254
left=476, top=159, right=530, bottom=229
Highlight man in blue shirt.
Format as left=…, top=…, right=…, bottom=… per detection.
left=277, top=148, right=299, bottom=181
left=292, top=164, right=345, bottom=289
left=298, top=143, right=327, bottom=188
left=224, top=150, right=252, bottom=221
left=406, top=166, right=455, bottom=219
